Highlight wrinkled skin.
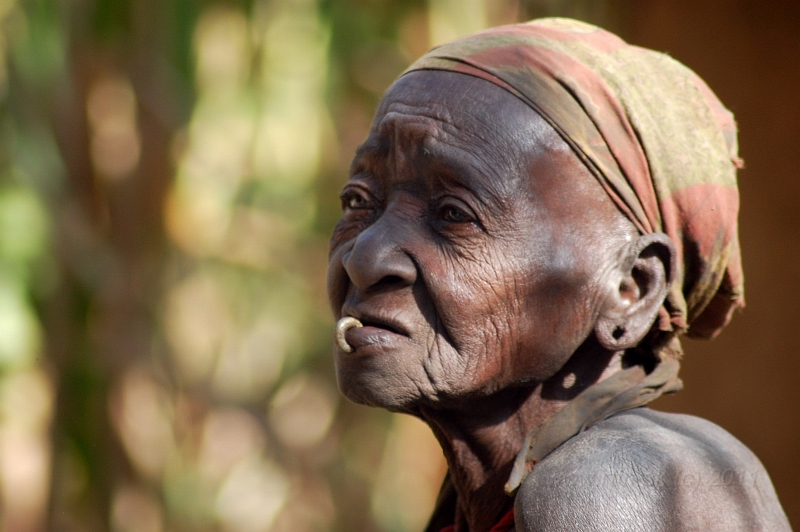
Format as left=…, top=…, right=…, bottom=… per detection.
left=327, top=71, right=790, bottom=531
left=328, top=71, right=653, bottom=409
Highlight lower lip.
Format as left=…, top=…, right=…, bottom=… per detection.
left=344, top=325, right=407, bottom=353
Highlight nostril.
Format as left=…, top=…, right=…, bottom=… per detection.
left=370, top=275, right=406, bottom=292
left=342, top=217, right=417, bottom=291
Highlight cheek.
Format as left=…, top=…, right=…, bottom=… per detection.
left=425, top=252, right=528, bottom=379
left=434, top=241, right=598, bottom=387
left=512, top=263, right=599, bottom=379
left=326, top=243, right=351, bottom=317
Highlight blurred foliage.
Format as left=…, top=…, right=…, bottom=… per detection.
left=0, top=0, right=613, bottom=531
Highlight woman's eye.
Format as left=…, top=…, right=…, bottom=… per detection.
left=439, top=205, right=472, bottom=224
left=342, top=191, right=370, bottom=211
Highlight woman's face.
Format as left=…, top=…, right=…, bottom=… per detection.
left=327, top=71, right=633, bottom=412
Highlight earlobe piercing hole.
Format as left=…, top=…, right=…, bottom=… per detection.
left=612, top=326, right=625, bottom=340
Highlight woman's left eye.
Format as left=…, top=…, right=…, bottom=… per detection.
left=438, top=204, right=473, bottom=224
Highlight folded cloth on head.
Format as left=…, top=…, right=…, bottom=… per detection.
left=404, top=18, right=744, bottom=346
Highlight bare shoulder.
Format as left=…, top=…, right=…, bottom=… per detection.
left=514, top=408, right=791, bottom=532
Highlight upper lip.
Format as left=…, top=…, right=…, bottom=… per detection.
left=341, top=306, right=409, bottom=337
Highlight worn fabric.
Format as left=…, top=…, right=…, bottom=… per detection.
left=424, top=358, right=682, bottom=531
left=404, top=17, right=744, bottom=343
left=504, top=356, right=682, bottom=493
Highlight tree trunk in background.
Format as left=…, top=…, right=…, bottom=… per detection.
left=39, top=0, right=179, bottom=529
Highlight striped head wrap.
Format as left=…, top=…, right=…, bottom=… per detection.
left=404, top=18, right=744, bottom=351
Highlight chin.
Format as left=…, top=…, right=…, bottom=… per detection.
left=333, top=352, right=427, bottom=412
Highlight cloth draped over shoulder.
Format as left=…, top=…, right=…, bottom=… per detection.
left=403, top=18, right=744, bottom=345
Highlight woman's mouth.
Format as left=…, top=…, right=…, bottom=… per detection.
left=335, top=317, right=362, bottom=352
left=335, top=311, right=409, bottom=353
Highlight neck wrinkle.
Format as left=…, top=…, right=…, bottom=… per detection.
left=418, top=350, right=629, bottom=532
left=419, top=384, right=566, bottom=532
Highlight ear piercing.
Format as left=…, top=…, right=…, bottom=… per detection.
left=335, top=316, right=363, bottom=353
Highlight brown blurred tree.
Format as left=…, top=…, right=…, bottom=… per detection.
left=1, top=0, right=600, bottom=530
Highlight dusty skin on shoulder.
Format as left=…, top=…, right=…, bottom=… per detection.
left=516, top=409, right=789, bottom=531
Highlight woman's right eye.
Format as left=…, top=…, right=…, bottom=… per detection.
left=340, top=189, right=371, bottom=212
left=345, top=194, right=366, bottom=210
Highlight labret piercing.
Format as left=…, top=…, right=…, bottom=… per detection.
left=335, top=316, right=363, bottom=353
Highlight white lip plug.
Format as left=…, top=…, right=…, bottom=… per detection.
left=335, top=317, right=363, bottom=353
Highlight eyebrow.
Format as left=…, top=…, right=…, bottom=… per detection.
left=349, top=125, right=518, bottom=219
left=353, top=138, right=383, bottom=160
left=422, top=140, right=511, bottom=215
left=349, top=136, right=388, bottom=177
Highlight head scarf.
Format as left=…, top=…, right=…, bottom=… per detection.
left=403, top=18, right=744, bottom=348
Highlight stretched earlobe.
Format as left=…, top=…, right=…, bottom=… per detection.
left=595, top=232, right=676, bottom=351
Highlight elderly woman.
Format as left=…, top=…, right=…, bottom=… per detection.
left=327, top=18, right=790, bottom=532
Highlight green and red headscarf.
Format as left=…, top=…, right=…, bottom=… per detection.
left=404, top=18, right=744, bottom=348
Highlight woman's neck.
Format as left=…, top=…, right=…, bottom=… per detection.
left=418, top=351, right=624, bottom=532
left=418, top=386, right=560, bottom=531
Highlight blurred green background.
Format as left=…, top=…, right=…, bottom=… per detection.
left=0, top=0, right=796, bottom=531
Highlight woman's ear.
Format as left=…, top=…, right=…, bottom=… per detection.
left=595, top=232, right=676, bottom=351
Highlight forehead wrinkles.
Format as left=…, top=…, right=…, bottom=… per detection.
left=377, top=98, right=509, bottom=162
left=369, top=101, right=520, bottom=206
left=376, top=104, right=446, bottom=147
left=377, top=95, right=501, bottom=146
left=366, top=109, right=435, bottom=189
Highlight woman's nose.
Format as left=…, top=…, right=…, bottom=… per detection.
left=342, top=216, right=417, bottom=293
